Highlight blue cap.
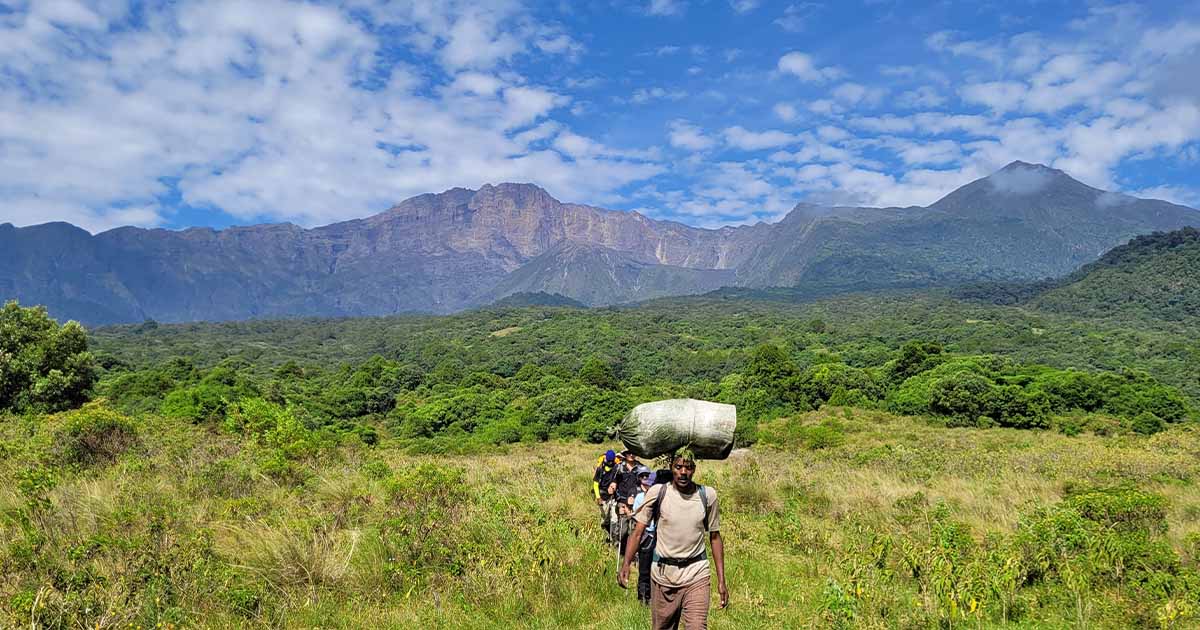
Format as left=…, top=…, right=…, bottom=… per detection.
left=605, top=449, right=616, bottom=462
left=645, top=472, right=657, bottom=485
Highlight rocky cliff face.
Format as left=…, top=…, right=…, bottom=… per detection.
left=2, top=162, right=1198, bottom=324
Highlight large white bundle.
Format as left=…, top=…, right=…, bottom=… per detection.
left=617, top=399, right=737, bottom=460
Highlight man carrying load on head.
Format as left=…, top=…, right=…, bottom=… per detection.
left=618, top=449, right=728, bottom=629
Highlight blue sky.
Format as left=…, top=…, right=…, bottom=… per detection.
left=1, top=0, right=1198, bottom=232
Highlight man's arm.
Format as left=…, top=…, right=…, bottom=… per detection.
left=592, top=467, right=603, bottom=502
left=617, top=519, right=648, bottom=588
left=710, top=531, right=727, bottom=608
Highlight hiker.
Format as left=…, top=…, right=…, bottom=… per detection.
left=616, top=450, right=643, bottom=506
left=611, top=450, right=641, bottom=545
left=593, top=449, right=621, bottom=541
left=618, top=464, right=652, bottom=560
left=618, top=450, right=727, bottom=629
left=630, top=467, right=658, bottom=605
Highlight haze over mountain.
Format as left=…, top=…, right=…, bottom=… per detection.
left=2, top=162, right=1197, bottom=325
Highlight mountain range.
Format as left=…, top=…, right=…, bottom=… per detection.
left=2, top=161, right=1198, bottom=325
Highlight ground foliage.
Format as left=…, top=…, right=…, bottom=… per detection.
left=0, top=287, right=1197, bottom=626
left=3, top=408, right=1200, bottom=628
left=85, top=293, right=1199, bottom=451
left=955, top=227, right=1200, bottom=322
left=0, top=301, right=96, bottom=414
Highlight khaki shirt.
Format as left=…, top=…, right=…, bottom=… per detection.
left=634, top=482, right=720, bottom=588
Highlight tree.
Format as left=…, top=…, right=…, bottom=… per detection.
left=579, top=356, right=618, bottom=390
left=0, top=301, right=97, bottom=413
left=888, top=341, right=944, bottom=385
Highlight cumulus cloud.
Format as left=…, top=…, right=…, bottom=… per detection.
left=629, top=87, right=687, bottom=104
left=774, top=3, right=817, bottom=33
left=896, top=86, right=946, bottom=109
left=0, top=0, right=660, bottom=231
left=723, top=126, right=800, bottom=150
left=1131, top=185, right=1200, bottom=208
left=667, top=120, right=715, bottom=151
left=777, top=52, right=842, bottom=82
left=646, top=0, right=685, bottom=16
left=729, top=0, right=760, bottom=14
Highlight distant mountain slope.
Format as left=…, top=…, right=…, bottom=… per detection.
left=737, top=162, right=1200, bottom=289
left=488, top=291, right=587, bottom=309
left=483, top=241, right=736, bottom=306
left=2, top=162, right=1198, bottom=324
left=1028, top=227, right=1200, bottom=320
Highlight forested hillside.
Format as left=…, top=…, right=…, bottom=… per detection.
left=81, top=290, right=1199, bottom=455
left=1030, top=227, right=1200, bottom=320
left=4, top=297, right=1200, bottom=628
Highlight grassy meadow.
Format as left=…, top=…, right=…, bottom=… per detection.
left=4, top=404, right=1200, bottom=629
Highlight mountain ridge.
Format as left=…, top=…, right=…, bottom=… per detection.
left=2, top=162, right=1198, bottom=324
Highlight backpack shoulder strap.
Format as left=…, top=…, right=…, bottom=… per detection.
left=698, top=485, right=710, bottom=532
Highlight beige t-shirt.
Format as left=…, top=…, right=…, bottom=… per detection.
left=634, top=482, right=721, bottom=588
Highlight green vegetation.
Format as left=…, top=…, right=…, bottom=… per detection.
left=81, top=291, right=1197, bottom=452
left=1, top=248, right=1199, bottom=629
left=0, top=301, right=96, bottom=414
left=957, top=227, right=1200, bottom=322
left=4, top=405, right=1200, bottom=628
left=1032, top=227, right=1200, bottom=321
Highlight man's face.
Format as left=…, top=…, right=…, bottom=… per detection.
left=624, top=453, right=637, bottom=467
left=672, top=458, right=696, bottom=489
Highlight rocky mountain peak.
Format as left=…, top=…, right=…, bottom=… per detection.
left=470, top=182, right=561, bottom=212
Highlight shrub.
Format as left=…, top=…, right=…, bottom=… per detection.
left=0, top=301, right=97, bottom=413
left=47, top=403, right=139, bottom=468
left=1064, top=486, right=1168, bottom=535
left=161, top=383, right=231, bottom=423
left=1131, top=411, right=1165, bottom=435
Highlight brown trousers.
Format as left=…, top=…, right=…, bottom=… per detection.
left=650, top=578, right=710, bottom=630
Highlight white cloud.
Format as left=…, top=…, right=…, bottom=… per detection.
left=730, top=0, right=760, bottom=13
left=667, top=120, right=715, bottom=151
left=774, top=3, right=816, bottom=33
left=777, top=51, right=842, bottom=82
left=773, top=103, right=798, bottom=122
left=988, top=165, right=1055, bottom=194
left=723, top=126, right=800, bottom=150
left=896, top=86, right=946, bottom=109
left=1131, top=185, right=1200, bottom=208
left=0, top=0, right=658, bottom=231
left=808, top=99, right=837, bottom=115
left=647, top=0, right=684, bottom=16
left=832, top=82, right=887, bottom=107
left=629, top=87, right=687, bottom=104
left=961, top=81, right=1027, bottom=112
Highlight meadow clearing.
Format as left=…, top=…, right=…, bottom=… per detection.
left=3, top=404, right=1199, bottom=629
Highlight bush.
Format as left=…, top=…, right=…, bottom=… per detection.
left=0, top=301, right=97, bottom=413
left=161, top=383, right=232, bottom=423
left=1131, top=411, right=1165, bottom=435
left=48, top=403, right=139, bottom=467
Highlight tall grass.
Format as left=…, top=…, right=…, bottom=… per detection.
left=3, top=405, right=1200, bottom=627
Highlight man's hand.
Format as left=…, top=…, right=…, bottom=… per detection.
left=595, top=497, right=603, bottom=505
left=617, top=561, right=631, bottom=588
left=718, top=579, right=728, bottom=608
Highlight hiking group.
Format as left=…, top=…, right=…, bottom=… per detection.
left=593, top=448, right=728, bottom=629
